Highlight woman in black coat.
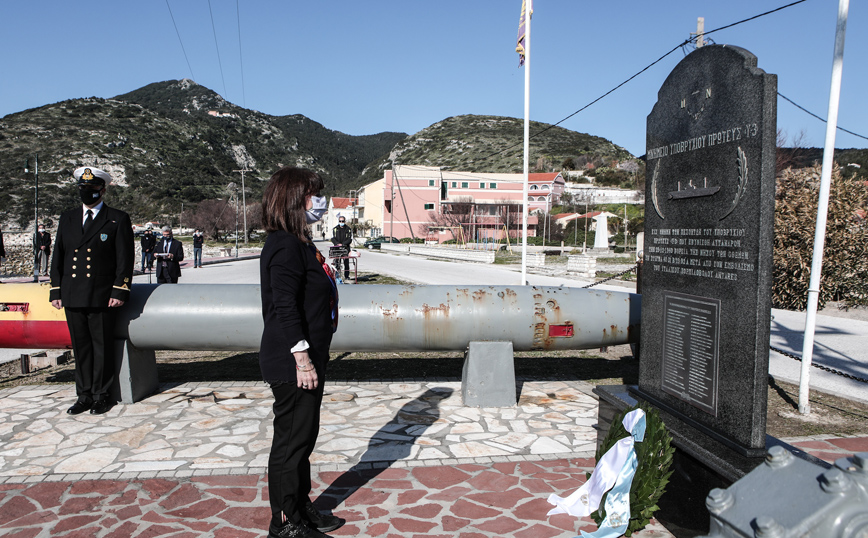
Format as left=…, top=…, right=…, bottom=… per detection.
left=259, top=167, right=342, bottom=538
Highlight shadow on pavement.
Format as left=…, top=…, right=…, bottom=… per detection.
left=314, top=387, right=454, bottom=511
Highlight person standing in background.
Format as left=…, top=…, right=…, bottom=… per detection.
left=192, top=229, right=204, bottom=268
left=155, top=226, right=183, bottom=283
left=331, top=216, right=352, bottom=281
left=34, top=224, right=52, bottom=277
left=140, top=229, right=156, bottom=273
left=50, top=166, right=133, bottom=416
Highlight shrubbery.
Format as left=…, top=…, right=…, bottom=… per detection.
left=773, top=164, right=868, bottom=310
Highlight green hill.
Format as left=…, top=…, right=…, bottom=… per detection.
left=0, top=79, right=406, bottom=228
left=1, top=80, right=640, bottom=230
left=359, top=114, right=634, bottom=185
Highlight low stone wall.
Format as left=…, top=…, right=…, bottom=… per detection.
left=380, top=243, right=410, bottom=254
left=525, top=252, right=545, bottom=267
left=409, top=245, right=496, bottom=264
left=567, top=255, right=597, bottom=278
left=1, top=246, right=40, bottom=277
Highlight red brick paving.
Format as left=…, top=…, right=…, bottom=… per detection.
left=828, top=437, right=868, bottom=452
left=0, top=459, right=609, bottom=537
left=790, top=436, right=868, bottom=464
left=0, top=437, right=863, bottom=537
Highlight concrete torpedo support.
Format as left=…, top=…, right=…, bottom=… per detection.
left=1, top=283, right=641, bottom=352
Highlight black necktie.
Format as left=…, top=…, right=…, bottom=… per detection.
left=83, top=209, right=93, bottom=232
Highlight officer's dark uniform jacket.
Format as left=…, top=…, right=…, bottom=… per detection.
left=49, top=205, right=134, bottom=307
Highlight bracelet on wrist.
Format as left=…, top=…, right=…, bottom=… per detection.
left=296, top=363, right=314, bottom=372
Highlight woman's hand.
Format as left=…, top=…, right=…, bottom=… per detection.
left=294, top=351, right=318, bottom=390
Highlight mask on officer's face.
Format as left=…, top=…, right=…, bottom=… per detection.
left=79, top=187, right=101, bottom=205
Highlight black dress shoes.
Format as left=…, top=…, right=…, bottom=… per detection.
left=67, top=400, right=92, bottom=415
left=90, top=398, right=114, bottom=415
left=304, top=502, right=345, bottom=533
left=267, top=520, right=330, bottom=538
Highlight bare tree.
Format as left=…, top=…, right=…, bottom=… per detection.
left=184, top=199, right=236, bottom=240
left=496, top=200, right=523, bottom=241
left=245, top=202, right=263, bottom=239
left=420, top=196, right=474, bottom=242
left=776, top=128, right=809, bottom=175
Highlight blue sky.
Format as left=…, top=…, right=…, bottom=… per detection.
left=1, top=1, right=865, bottom=157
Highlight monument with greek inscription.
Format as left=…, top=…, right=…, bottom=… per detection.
left=635, top=44, right=777, bottom=459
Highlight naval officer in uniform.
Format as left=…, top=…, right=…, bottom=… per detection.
left=50, top=167, right=134, bottom=415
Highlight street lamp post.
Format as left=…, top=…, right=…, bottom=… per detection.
left=233, top=169, right=251, bottom=244
left=25, top=156, right=39, bottom=282
left=227, top=182, right=239, bottom=258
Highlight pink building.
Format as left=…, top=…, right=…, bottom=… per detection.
left=382, top=165, right=564, bottom=243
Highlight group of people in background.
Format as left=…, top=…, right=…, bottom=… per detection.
left=0, top=221, right=198, bottom=283
left=138, top=227, right=201, bottom=278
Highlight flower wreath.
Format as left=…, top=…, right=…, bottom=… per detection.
left=590, top=404, right=674, bottom=536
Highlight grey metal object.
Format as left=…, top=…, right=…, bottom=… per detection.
left=117, top=284, right=640, bottom=352
left=462, top=341, right=516, bottom=407
left=110, top=339, right=158, bottom=404
left=700, top=447, right=868, bottom=537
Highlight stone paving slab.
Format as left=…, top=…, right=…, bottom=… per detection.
left=2, top=379, right=865, bottom=537
left=0, top=379, right=677, bottom=537
left=0, top=380, right=600, bottom=482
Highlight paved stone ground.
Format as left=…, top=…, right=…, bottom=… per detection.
left=2, top=379, right=866, bottom=537
left=0, top=379, right=674, bottom=537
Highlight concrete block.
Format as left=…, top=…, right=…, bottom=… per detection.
left=461, top=341, right=516, bottom=407
left=567, top=254, right=597, bottom=278
left=112, top=339, right=158, bottom=404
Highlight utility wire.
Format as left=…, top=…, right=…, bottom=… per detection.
left=481, top=0, right=810, bottom=161
left=207, top=0, right=229, bottom=99
left=778, top=92, right=868, bottom=142
left=165, top=0, right=196, bottom=81
left=236, top=0, right=247, bottom=108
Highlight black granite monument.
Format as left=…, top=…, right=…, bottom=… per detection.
left=592, top=44, right=834, bottom=537
left=635, top=44, right=777, bottom=459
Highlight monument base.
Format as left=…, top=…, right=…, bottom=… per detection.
left=594, top=385, right=828, bottom=538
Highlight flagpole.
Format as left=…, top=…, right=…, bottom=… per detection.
left=798, top=0, right=849, bottom=415
left=521, top=1, right=531, bottom=285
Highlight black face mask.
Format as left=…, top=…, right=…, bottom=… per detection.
left=79, top=188, right=102, bottom=205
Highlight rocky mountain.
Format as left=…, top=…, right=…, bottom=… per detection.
left=359, top=114, right=634, bottom=185
left=0, top=79, right=636, bottom=230
left=0, top=79, right=406, bottom=228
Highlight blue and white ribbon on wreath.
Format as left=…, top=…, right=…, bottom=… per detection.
left=547, top=409, right=647, bottom=538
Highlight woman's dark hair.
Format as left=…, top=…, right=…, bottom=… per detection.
left=261, top=167, right=324, bottom=240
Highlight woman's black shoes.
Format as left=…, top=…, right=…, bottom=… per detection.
left=304, top=502, right=345, bottom=533
left=67, top=399, right=92, bottom=415
left=267, top=520, right=330, bottom=538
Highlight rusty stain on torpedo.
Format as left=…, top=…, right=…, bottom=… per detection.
left=417, top=303, right=450, bottom=318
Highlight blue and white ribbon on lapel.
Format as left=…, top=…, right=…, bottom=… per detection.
left=547, top=409, right=646, bottom=538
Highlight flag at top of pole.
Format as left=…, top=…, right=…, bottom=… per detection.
left=516, top=0, right=532, bottom=66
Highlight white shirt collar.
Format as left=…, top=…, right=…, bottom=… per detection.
left=82, top=201, right=105, bottom=223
